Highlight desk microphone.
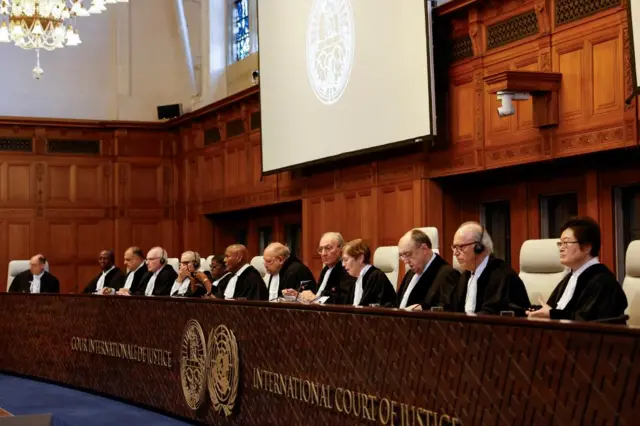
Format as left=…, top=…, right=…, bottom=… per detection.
left=295, top=280, right=313, bottom=302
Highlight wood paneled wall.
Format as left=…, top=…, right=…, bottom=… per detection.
left=1, top=0, right=639, bottom=290
left=0, top=124, right=177, bottom=293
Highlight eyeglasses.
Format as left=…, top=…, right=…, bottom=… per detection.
left=317, top=245, right=335, bottom=254
left=556, top=240, right=579, bottom=249
left=450, top=242, right=476, bottom=252
left=399, top=251, right=413, bottom=260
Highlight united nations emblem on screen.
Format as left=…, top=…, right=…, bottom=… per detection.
left=306, top=0, right=355, bottom=105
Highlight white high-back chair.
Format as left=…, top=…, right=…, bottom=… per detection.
left=623, top=241, right=640, bottom=326
left=251, top=256, right=270, bottom=285
left=415, top=227, right=439, bottom=251
left=7, top=260, right=50, bottom=291
left=167, top=258, right=179, bottom=273
left=199, top=255, right=214, bottom=273
left=519, top=239, right=568, bottom=304
left=373, top=246, right=400, bottom=289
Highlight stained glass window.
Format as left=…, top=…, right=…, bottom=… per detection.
left=231, top=0, right=250, bottom=62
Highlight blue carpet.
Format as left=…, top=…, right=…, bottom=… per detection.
left=0, top=374, right=193, bottom=426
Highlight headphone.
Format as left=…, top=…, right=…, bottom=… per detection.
left=159, top=248, right=168, bottom=265
left=474, top=224, right=486, bottom=255
left=192, top=252, right=201, bottom=270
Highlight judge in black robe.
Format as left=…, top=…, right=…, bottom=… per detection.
left=345, top=265, right=397, bottom=307
left=214, top=264, right=267, bottom=300
left=119, top=263, right=149, bottom=295
left=451, top=256, right=530, bottom=316
left=397, top=255, right=460, bottom=310
left=397, top=229, right=460, bottom=310
left=9, top=269, right=60, bottom=294
left=527, top=217, right=628, bottom=323
left=82, top=250, right=123, bottom=294
left=543, top=263, right=627, bottom=322
left=318, top=262, right=356, bottom=305
left=135, top=264, right=177, bottom=296
left=264, top=243, right=317, bottom=300
left=342, top=239, right=396, bottom=307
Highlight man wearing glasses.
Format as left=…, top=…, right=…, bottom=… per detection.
left=527, top=217, right=627, bottom=322
left=396, top=229, right=460, bottom=311
left=449, top=222, right=530, bottom=316
left=134, top=246, right=177, bottom=297
left=288, top=232, right=355, bottom=304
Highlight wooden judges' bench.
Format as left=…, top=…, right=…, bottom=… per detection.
left=0, top=294, right=638, bottom=425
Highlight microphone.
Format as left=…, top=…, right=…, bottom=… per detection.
left=295, top=280, right=313, bottom=302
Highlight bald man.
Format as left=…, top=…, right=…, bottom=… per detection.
left=214, top=244, right=267, bottom=300
left=9, top=254, right=59, bottom=294
left=134, top=246, right=177, bottom=297
left=263, top=242, right=316, bottom=301
left=82, top=250, right=124, bottom=294
left=396, top=229, right=460, bottom=310
left=450, top=222, right=530, bottom=316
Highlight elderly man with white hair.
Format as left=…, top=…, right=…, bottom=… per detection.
left=450, top=222, right=530, bottom=316
left=287, top=232, right=356, bottom=304
left=263, top=242, right=316, bottom=301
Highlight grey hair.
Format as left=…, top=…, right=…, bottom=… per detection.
left=321, top=232, right=344, bottom=248
left=458, top=221, right=494, bottom=254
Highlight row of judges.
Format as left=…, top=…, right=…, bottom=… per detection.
left=7, top=216, right=628, bottom=323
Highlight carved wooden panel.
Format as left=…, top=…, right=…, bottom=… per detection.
left=592, top=37, right=619, bottom=115
left=342, top=189, right=377, bottom=247
left=131, top=221, right=162, bottom=254
left=450, top=80, right=475, bottom=146
left=555, top=0, right=621, bottom=27
left=486, top=10, right=539, bottom=50
left=48, top=166, right=71, bottom=203
left=557, top=47, right=584, bottom=120
left=76, top=166, right=103, bottom=205
left=129, top=166, right=161, bottom=204
left=77, top=222, right=113, bottom=262
left=7, top=222, right=31, bottom=261
left=0, top=138, right=32, bottom=152
left=378, top=183, right=417, bottom=247
left=451, top=35, right=474, bottom=62
left=6, top=163, right=32, bottom=203
left=48, top=222, right=76, bottom=261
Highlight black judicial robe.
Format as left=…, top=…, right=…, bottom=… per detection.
left=451, top=256, right=530, bottom=316
left=318, top=262, right=356, bottom=305
left=267, top=255, right=317, bottom=295
left=396, top=254, right=460, bottom=309
left=9, top=270, right=60, bottom=294
left=122, top=265, right=149, bottom=294
left=346, top=266, right=397, bottom=307
left=546, top=263, right=628, bottom=323
left=134, top=265, right=177, bottom=297
left=215, top=265, right=268, bottom=301
left=82, top=267, right=124, bottom=293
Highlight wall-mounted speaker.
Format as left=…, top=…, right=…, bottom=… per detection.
left=157, top=104, right=182, bottom=120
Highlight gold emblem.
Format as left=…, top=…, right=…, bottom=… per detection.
left=180, top=319, right=208, bottom=410
left=207, top=324, right=239, bottom=416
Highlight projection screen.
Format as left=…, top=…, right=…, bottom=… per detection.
left=258, top=0, right=437, bottom=174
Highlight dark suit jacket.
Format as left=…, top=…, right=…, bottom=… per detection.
left=451, top=256, right=530, bottom=316
left=346, top=266, right=397, bottom=307
left=268, top=256, right=317, bottom=296
left=122, top=265, right=149, bottom=294
left=9, top=270, right=60, bottom=294
left=547, top=263, right=627, bottom=323
left=215, top=265, right=268, bottom=301
left=396, top=254, right=460, bottom=309
left=135, top=265, right=177, bottom=296
left=318, top=262, right=356, bottom=305
left=82, top=267, right=124, bottom=293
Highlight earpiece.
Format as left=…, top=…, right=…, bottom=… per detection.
left=192, top=251, right=201, bottom=270
left=159, top=248, right=167, bottom=265
left=474, top=225, right=485, bottom=254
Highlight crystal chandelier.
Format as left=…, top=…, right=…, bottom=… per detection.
left=0, top=0, right=128, bottom=79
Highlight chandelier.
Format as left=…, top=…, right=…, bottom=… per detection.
left=0, top=0, right=128, bottom=79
